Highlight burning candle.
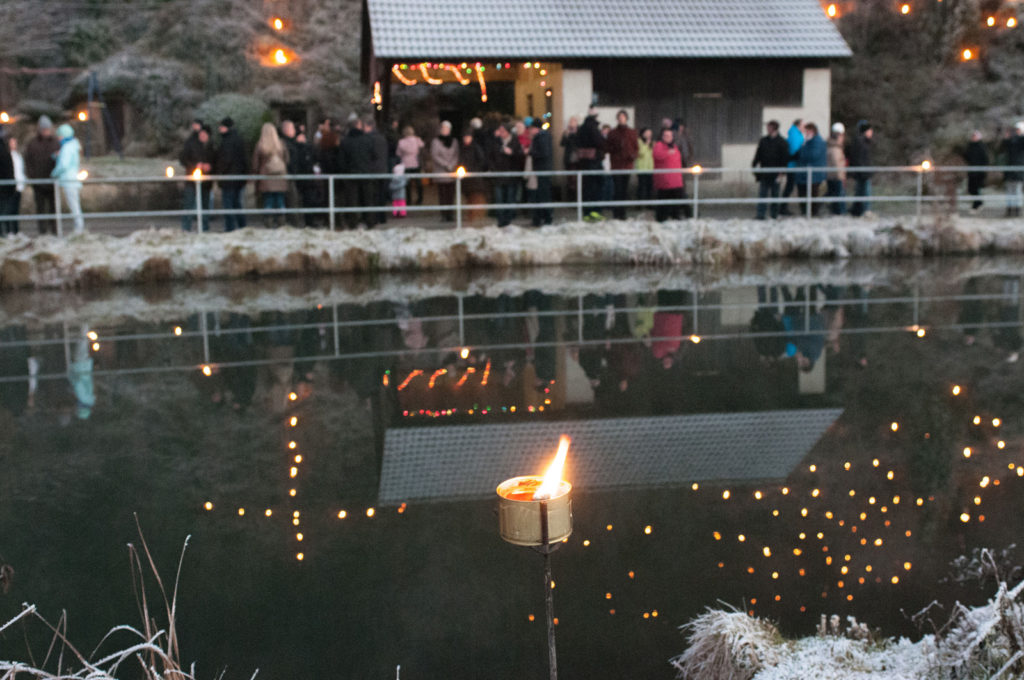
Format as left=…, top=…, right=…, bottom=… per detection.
left=496, top=436, right=573, bottom=546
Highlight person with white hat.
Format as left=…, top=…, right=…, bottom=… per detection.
left=51, top=123, right=84, bottom=233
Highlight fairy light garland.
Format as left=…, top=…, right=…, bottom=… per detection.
left=419, top=63, right=443, bottom=85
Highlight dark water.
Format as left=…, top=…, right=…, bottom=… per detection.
left=1, top=260, right=1024, bottom=679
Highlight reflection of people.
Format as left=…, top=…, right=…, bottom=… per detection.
left=994, top=277, right=1021, bottom=363
left=69, top=326, right=96, bottom=420
left=781, top=286, right=826, bottom=371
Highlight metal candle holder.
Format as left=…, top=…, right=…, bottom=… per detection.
left=496, top=474, right=573, bottom=680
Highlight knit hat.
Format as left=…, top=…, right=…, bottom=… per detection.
left=38, top=115, right=53, bottom=130
left=857, top=119, right=872, bottom=133
left=220, top=117, right=234, bottom=129
left=831, top=122, right=845, bottom=135
left=56, top=123, right=74, bottom=140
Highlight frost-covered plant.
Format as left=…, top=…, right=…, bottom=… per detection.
left=670, top=606, right=780, bottom=680
left=929, top=579, right=1024, bottom=679
left=946, top=545, right=1021, bottom=590
left=816, top=614, right=873, bottom=641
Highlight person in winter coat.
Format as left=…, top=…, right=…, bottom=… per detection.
left=651, top=127, right=684, bottom=222
left=528, top=119, right=554, bottom=226
left=458, top=129, right=488, bottom=224
left=6, top=136, right=25, bottom=235
left=606, top=110, right=638, bottom=219
left=0, top=130, right=16, bottom=236
left=487, top=123, right=525, bottom=227
left=396, top=126, right=425, bottom=206
left=826, top=122, right=847, bottom=215
left=51, top=123, right=84, bottom=233
left=963, top=130, right=989, bottom=212
left=635, top=127, right=654, bottom=206
left=560, top=116, right=580, bottom=203
left=1000, top=122, right=1024, bottom=217
left=339, top=116, right=377, bottom=229
left=430, top=121, right=460, bottom=222
left=779, top=118, right=804, bottom=216
left=847, top=120, right=874, bottom=217
left=576, top=107, right=606, bottom=221
left=751, top=120, right=791, bottom=220
left=214, top=117, right=249, bottom=232
left=179, top=123, right=213, bottom=231
left=23, top=115, right=61, bottom=235
left=389, top=162, right=408, bottom=217
left=252, top=122, right=290, bottom=227
left=795, top=122, right=827, bottom=217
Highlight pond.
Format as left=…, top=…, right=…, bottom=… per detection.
left=1, top=258, right=1023, bottom=679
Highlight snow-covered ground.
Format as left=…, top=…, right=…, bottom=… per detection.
left=672, top=579, right=1024, bottom=679
left=2, top=215, right=1024, bottom=290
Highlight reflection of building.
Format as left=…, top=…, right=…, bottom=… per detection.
left=361, top=0, right=850, bottom=167
left=379, top=408, right=843, bottom=503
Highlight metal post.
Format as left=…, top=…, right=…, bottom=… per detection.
left=200, top=312, right=210, bottom=365
left=55, top=181, right=63, bottom=237
left=577, top=294, right=584, bottom=344
left=693, top=172, right=700, bottom=220
left=805, top=166, right=813, bottom=218
left=576, top=171, right=583, bottom=222
left=540, top=500, right=558, bottom=680
left=332, top=304, right=340, bottom=357
left=455, top=174, right=462, bottom=230
left=328, top=176, right=336, bottom=231
left=915, top=171, right=923, bottom=221
left=195, top=178, right=203, bottom=233
left=457, top=294, right=465, bottom=347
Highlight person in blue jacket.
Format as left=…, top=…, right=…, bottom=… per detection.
left=779, top=118, right=803, bottom=216
left=51, top=123, right=84, bottom=233
left=795, top=122, right=827, bottom=217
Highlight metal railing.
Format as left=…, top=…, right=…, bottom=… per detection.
left=1, top=163, right=1021, bottom=237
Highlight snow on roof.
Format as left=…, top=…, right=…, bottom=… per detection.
left=366, top=0, right=852, bottom=59
left=378, top=409, right=843, bottom=503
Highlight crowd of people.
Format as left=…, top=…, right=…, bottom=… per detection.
left=3, top=107, right=1024, bottom=236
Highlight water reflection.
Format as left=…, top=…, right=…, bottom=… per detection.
left=0, top=261, right=1023, bottom=679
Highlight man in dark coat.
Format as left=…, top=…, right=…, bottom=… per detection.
left=179, top=123, right=213, bottom=231
left=365, top=117, right=390, bottom=225
left=847, top=120, right=874, bottom=217
left=751, top=120, right=791, bottom=220
left=963, top=130, right=989, bottom=212
left=528, top=120, right=554, bottom=226
left=1001, top=122, right=1024, bottom=217
left=23, top=115, right=61, bottom=235
left=214, top=117, right=249, bottom=232
left=606, top=110, right=638, bottom=219
left=576, top=107, right=605, bottom=221
left=339, top=116, right=377, bottom=228
left=487, top=122, right=525, bottom=227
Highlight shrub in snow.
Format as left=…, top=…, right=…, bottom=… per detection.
left=670, top=607, right=781, bottom=679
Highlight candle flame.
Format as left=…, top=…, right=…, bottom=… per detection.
left=533, top=436, right=570, bottom=500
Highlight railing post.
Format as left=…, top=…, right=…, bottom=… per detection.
left=455, top=173, right=462, bottom=231
left=195, top=178, right=203, bottom=233
left=328, top=176, right=336, bottom=231
left=55, top=181, right=63, bottom=237
left=693, top=172, right=700, bottom=220
left=576, top=171, right=583, bottom=222
left=805, top=166, right=813, bottom=218
left=915, top=171, right=923, bottom=221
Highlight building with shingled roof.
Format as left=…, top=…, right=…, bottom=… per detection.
left=361, top=0, right=851, bottom=168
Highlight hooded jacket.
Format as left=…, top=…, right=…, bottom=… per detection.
left=51, top=125, right=82, bottom=187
